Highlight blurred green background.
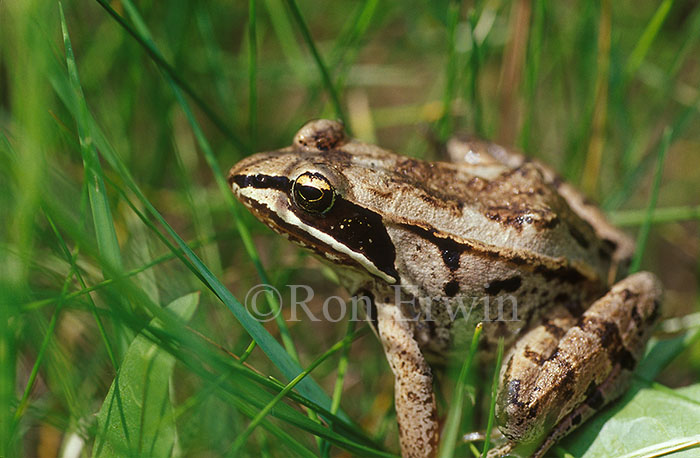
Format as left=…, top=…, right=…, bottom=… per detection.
left=1, top=0, right=699, bottom=457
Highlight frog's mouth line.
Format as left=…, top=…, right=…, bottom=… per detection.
left=230, top=173, right=400, bottom=284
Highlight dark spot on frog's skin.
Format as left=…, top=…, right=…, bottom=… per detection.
left=527, top=404, right=539, bottom=419
left=614, top=347, right=636, bottom=371
left=554, top=292, right=584, bottom=316
left=443, top=280, right=460, bottom=297
left=441, top=249, right=462, bottom=271
left=524, top=347, right=545, bottom=365
left=530, top=287, right=539, bottom=294
left=559, top=368, right=576, bottom=399
left=400, top=224, right=465, bottom=271
left=631, top=303, right=643, bottom=327
left=486, top=212, right=501, bottom=223
left=585, top=387, right=605, bottom=410
left=597, top=248, right=611, bottom=261
left=649, top=300, right=661, bottom=324
left=578, top=316, right=615, bottom=347
left=601, top=238, right=618, bottom=253
left=534, top=264, right=587, bottom=284
left=542, top=320, right=566, bottom=339
left=542, top=215, right=560, bottom=229
left=571, top=413, right=582, bottom=426
left=485, top=276, right=522, bottom=295
left=578, top=316, right=637, bottom=370
left=564, top=298, right=584, bottom=317
left=507, top=380, right=526, bottom=408
left=551, top=174, right=564, bottom=189
left=568, top=225, right=590, bottom=249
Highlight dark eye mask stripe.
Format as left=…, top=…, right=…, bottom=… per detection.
left=232, top=173, right=399, bottom=282
left=230, top=173, right=291, bottom=192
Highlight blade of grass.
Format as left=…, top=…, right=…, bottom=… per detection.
left=518, top=0, right=544, bottom=152
left=42, top=212, right=118, bottom=369
left=284, top=0, right=348, bottom=129
left=439, top=323, right=482, bottom=458
left=40, top=193, right=379, bottom=452
left=193, top=5, right=241, bottom=128
left=628, top=127, right=671, bottom=274
left=625, top=0, right=674, bottom=78
left=11, top=226, right=76, bottom=428
left=286, top=0, right=379, bottom=137
left=93, top=0, right=249, bottom=154
left=60, top=2, right=133, bottom=356
left=436, top=0, right=462, bottom=140
left=48, top=47, right=351, bottom=425
left=263, top=0, right=309, bottom=83
left=248, top=0, right=257, bottom=149
left=330, top=0, right=379, bottom=85
left=580, top=0, right=610, bottom=196
left=497, top=0, right=530, bottom=146
left=116, top=0, right=300, bottom=363
left=481, top=337, right=504, bottom=458
left=608, top=205, right=700, bottom=227
left=228, top=325, right=369, bottom=455
left=604, top=88, right=699, bottom=210
left=321, top=319, right=356, bottom=458
left=466, top=9, right=484, bottom=136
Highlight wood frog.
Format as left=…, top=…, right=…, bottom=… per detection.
left=228, top=120, right=662, bottom=457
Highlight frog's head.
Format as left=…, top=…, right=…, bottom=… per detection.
left=228, top=119, right=399, bottom=284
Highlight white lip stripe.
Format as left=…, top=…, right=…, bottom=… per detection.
left=239, top=186, right=397, bottom=284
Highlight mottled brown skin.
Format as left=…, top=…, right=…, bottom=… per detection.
left=228, top=120, right=663, bottom=458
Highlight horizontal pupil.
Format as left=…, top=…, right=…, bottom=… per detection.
left=299, top=185, right=323, bottom=201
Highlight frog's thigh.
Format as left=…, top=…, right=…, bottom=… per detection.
left=377, top=303, right=438, bottom=458
left=494, top=272, right=662, bottom=458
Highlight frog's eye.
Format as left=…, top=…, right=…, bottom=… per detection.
left=292, top=172, right=336, bottom=214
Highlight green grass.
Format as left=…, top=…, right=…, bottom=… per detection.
left=2, top=1, right=700, bottom=457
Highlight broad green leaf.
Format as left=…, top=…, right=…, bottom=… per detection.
left=93, top=293, right=199, bottom=458
left=562, top=382, right=700, bottom=457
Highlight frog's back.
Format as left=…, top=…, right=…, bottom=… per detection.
left=336, top=139, right=616, bottom=285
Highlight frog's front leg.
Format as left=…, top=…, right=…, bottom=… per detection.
left=376, top=300, right=439, bottom=458
left=491, top=272, right=662, bottom=458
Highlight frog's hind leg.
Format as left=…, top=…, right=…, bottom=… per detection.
left=491, top=272, right=662, bottom=458
left=376, top=300, right=439, bottom=458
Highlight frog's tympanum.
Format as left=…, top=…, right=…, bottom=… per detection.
left=228, top=120, right=662, bottom=458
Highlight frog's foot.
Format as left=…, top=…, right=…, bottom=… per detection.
left=493, top=272, right=662, bottom=458
left=376, top=301, right=439, bottom=458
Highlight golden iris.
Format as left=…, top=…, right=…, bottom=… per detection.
left=292, top=172, right=336, bottom=214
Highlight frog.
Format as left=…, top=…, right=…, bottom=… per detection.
left=228, top=119, right=663, bottom=458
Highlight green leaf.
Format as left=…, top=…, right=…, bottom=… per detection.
left=93, top=293, right=200, bottom=458
left=561, top=382, right=700, bottom=457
